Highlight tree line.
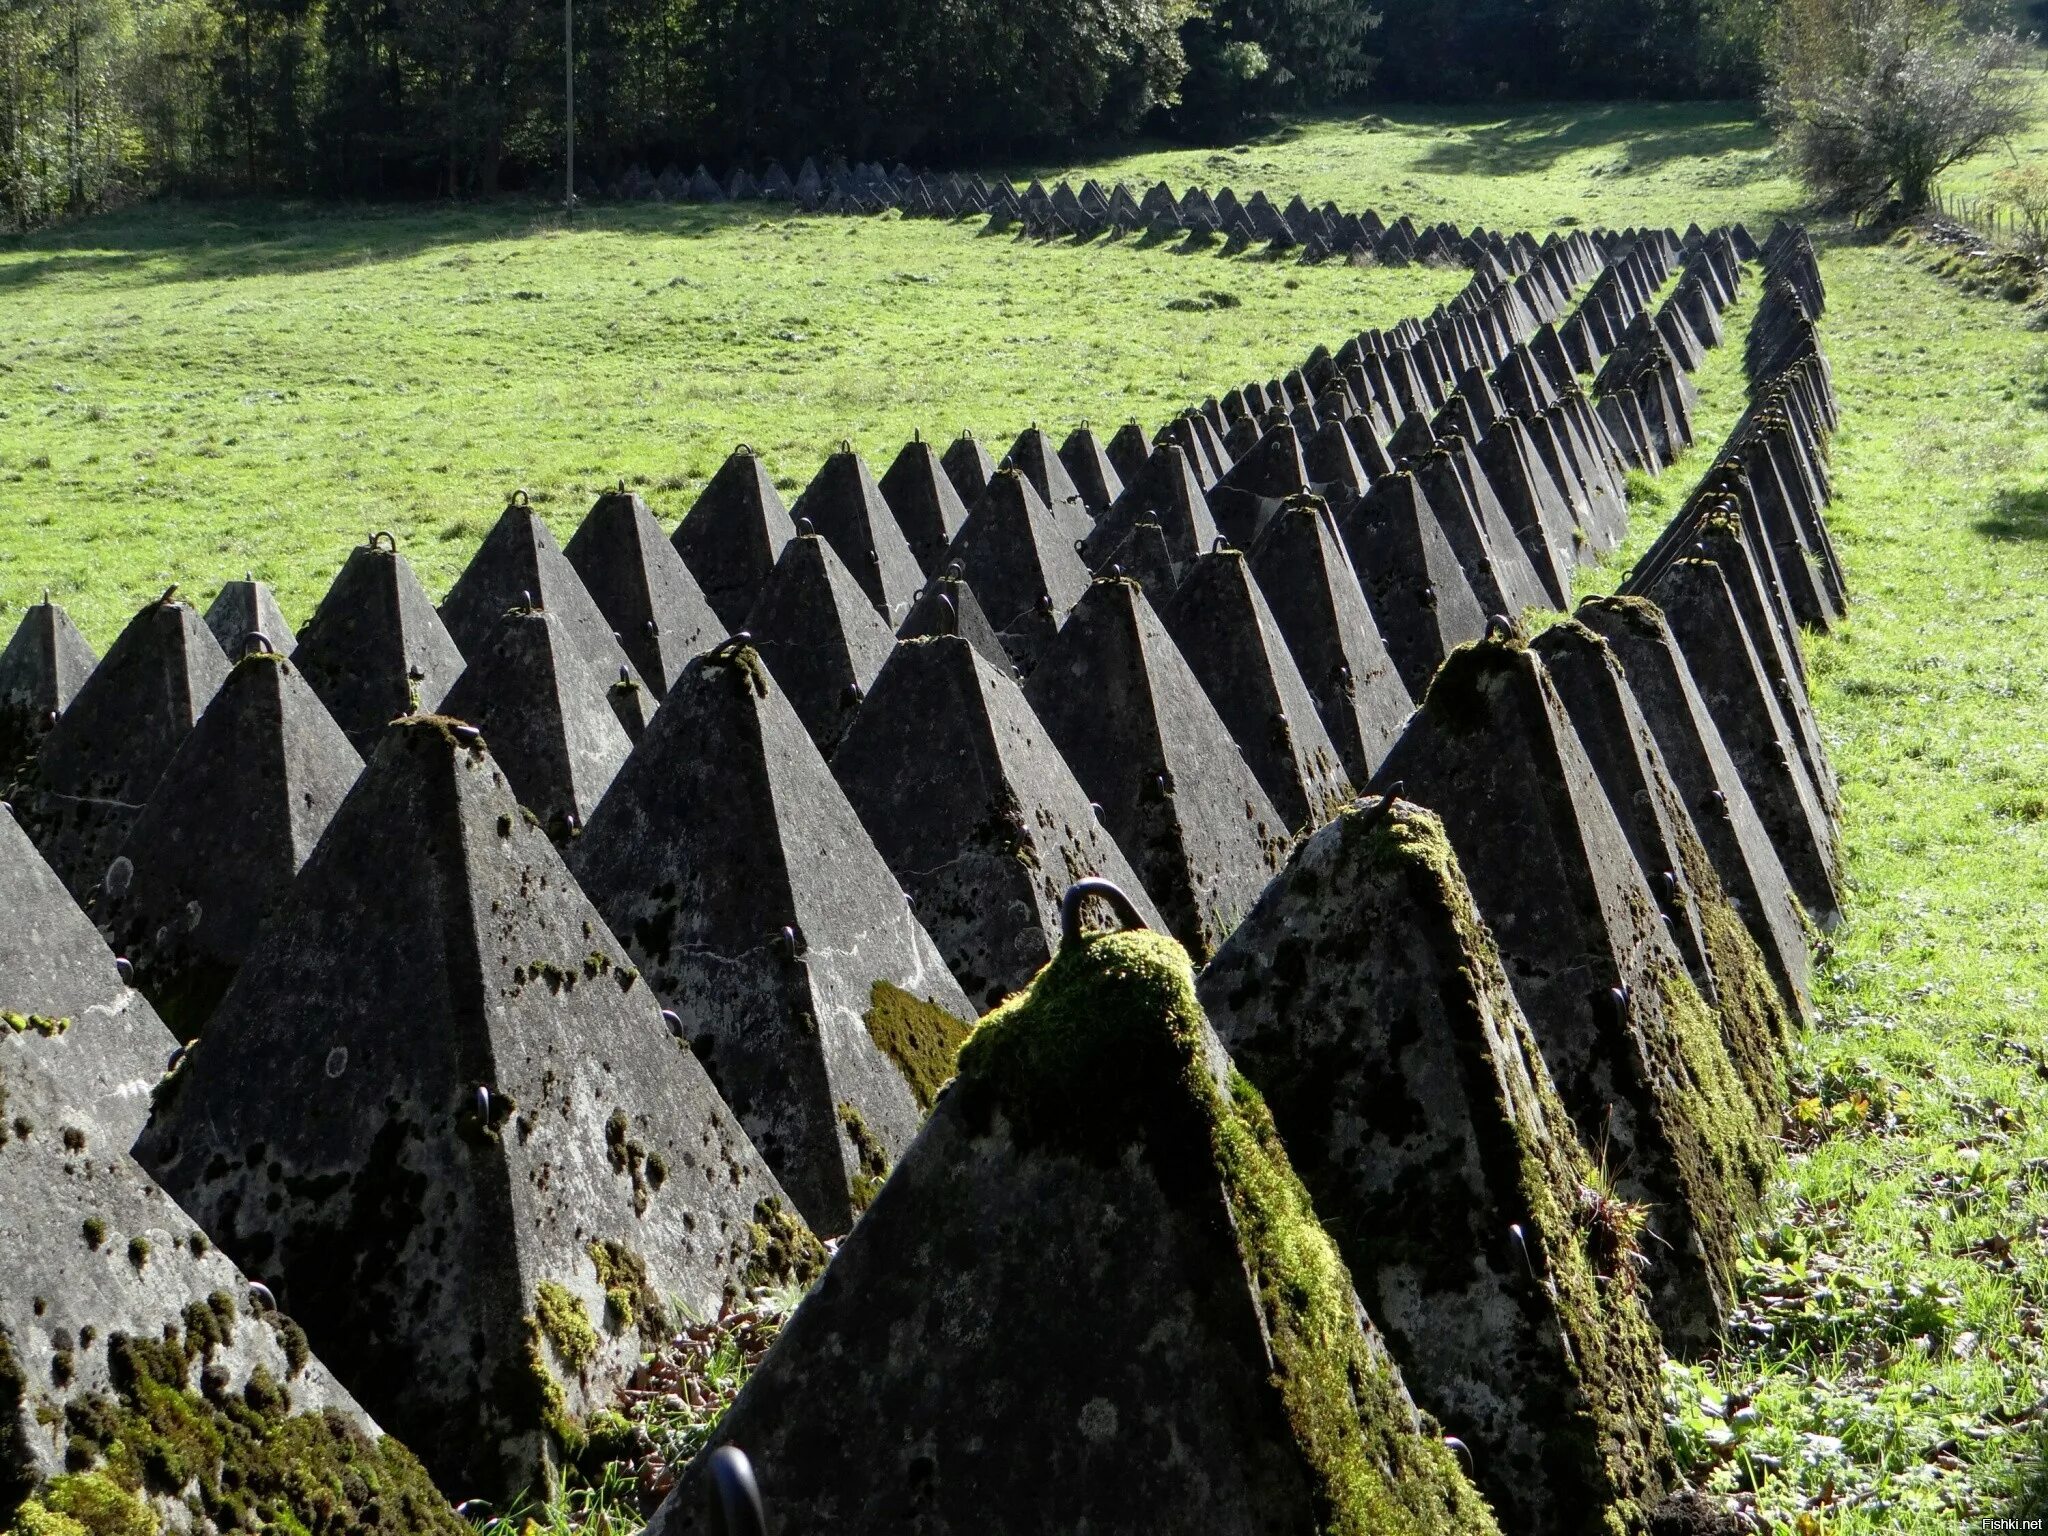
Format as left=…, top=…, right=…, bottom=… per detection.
left=0, top=0, right=2035, bottom=227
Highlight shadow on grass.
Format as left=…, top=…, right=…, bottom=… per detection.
left=0, top=197, right=784, bottom=291
left=1405, top=101, right=1773, bottom=178
left=1974, top=487, right=2048, bottom=539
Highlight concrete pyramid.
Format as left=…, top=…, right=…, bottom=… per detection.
left=1532, top=621, right=1794, bottom=1118
left=0, top=595, right=96, bottom=775
left=1200, top=798, right=1676, bottom=1536
left=1162, top=549, right=1350, bottom=832
left=941, top=467, right=1091, bottom=676
left=93, top=650, right=364, bottom=1039
left=1025, top=577, right=1288, bottom=962
left=1098, top=517, right=1179, bottom=610
left=742, top=530, right=896, bottom=756
left=1415, top=442, right=1553, bottom=619
left=789, top=448, right=927, bottom=627
left=439, top=495, right=643, bottom=696
left=673, top=447, right=798, bottom=632
left=1, top=1047, right=462, bottom=1536
left=13, top=594, right=230, bottom=901
left=0, top=803, right=177, bottom=1147
left=293, top=534, right=468, bottom=758
left=1104, top=419, right=1152, bottom=485
left=643, top=925, right=1499, bottom=1536
left=438, top=607, right=633, bottom=842
left=1248, top=499, right=1413, bottom=786
left=1058, top=423, right=1125, bottom=515
left=877, top=435, right=971, bottom=575
left=564, top=487, right=723, bottom=697
left=1369, top=639, right=1774, bottom=1351
left=1335, top=471, right=1489, bottom=698
left=1080, top=443, right=1219, bottom=580
left=203, top=575, right=296, bottom=659
left=1002, top=426, right=1094, bottom=544
left=1692, top=514, right=1839, bottom=818
left=939, top=431, right=997, bottom=506
left=1209, top=423, right=1312, bottom=549
left=895, top=562, right=1013, bottom=674
left=136, top=716, right=811, bottom=1500
left=569, top=642, right=973, bottom=1236
left=833, top=634, right=1164, bottom=1009
left=1477, top=416, right=1581, bottom=605
left=1648, top=558, right=1841, bottom=927
left=1578, top=596, right=1812, bottom=1028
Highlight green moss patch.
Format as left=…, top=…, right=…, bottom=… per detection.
left=2, top=1013, right=70, bottom=1038
left=13, top=1314, right=459, bottom=1535
left=587, top=1240, right=669, bottom=1343
left=861, top=980, right=972, bottom=1111
left=1677, top=828, right=1796, bottom=1117
left=957, top=928, right=1498, bottom=1534
left=837, top=1103, right=890, bottom=1214
left=738, top=1197, right=827, bottom=1295
left=533, top=1282, right=601, bottom=1372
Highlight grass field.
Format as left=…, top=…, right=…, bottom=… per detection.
left=6, top=91, right=2048, bottom=1534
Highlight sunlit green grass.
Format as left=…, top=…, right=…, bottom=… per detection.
left=0, top=201, right=1463, bottom=642
left=4, top=86, right=2048, bottom=1534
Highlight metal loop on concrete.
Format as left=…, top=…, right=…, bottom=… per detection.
left=707, top=1446, right=765, bottom=1536
left=1059, top=878, right=1149, bottom=947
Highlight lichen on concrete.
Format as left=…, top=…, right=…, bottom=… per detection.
left=958, top=929, right=1498, bottom=1535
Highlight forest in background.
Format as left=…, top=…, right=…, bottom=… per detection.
left=1, top=0, right=2041, bottom=226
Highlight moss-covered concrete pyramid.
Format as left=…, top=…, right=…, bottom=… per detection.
left=1, top=1049, right=463, bottom=1536
left=568, top=642, right=973, bottom=1237
left=12, top=594, right=230, bottom=902
left=1532, top=620, right=1793, bottom=1119
left=643, top=923, right=1500, bottom=1536
left=1200, top=798, right=1676, bottom=1536
left=135, top=717, right=810, bottom=1500
left=833, top=634, right=1164, bottom=1010
left=1161, top=547, right=1350, bottom=833
left=437, top=607, right=633, bottom=843
left=292, top=535, right=468, bottom=758
left=741, top=530, right=896, bottom=756
left=563, top=487, right=723, bottom=697
left=1, top=804, right=176, bottom=1148
left=672, top=447, right=798, bottom=633
left=1369, top=638, right=1774, bottom=1352
left=92, top=650, right=364, bottom=1038
left=1577, top=596, right=1812, bottom=1028
left=0, top=596, right=95, bottom=778
left=1026, top=577, right=1289, bottom=964
left=1247, top=498, right=1414, bottom=785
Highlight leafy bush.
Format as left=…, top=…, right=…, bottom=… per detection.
left=1766, top=0, right=2038, bottom=213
